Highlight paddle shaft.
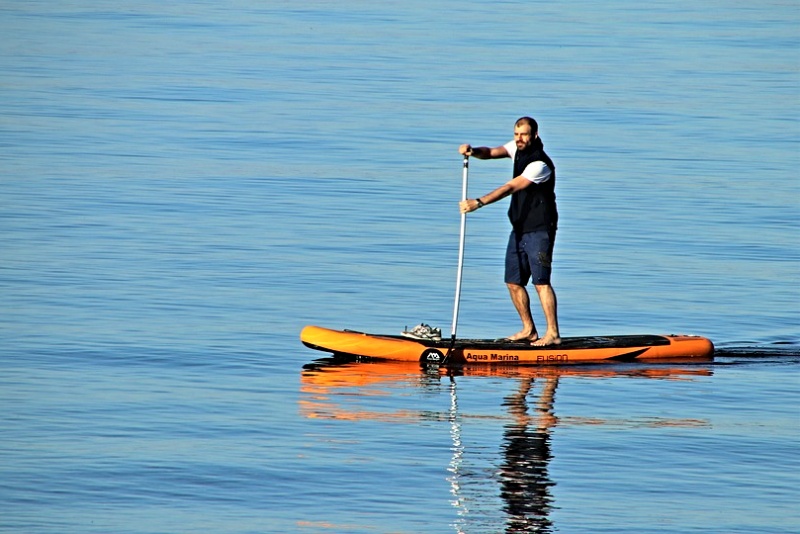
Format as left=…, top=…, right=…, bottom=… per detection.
left=449, top=155, right=469, bottom=345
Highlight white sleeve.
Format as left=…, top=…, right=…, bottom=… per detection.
left=521, top=161, right=552, bottom=184
left=503, top=141, right=552, bottom=183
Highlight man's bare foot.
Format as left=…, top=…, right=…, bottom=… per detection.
left=506, top=330, right=538, bottom=342
left=532, top=333, right=561, bottom=347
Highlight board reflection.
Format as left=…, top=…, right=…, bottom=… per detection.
left=300, top=358, right=712, bottom=532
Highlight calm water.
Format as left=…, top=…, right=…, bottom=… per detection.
left=1, top=1, right=798, bottom=532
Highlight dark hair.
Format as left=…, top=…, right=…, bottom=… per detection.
left=515, top=116, right=539, bottom=133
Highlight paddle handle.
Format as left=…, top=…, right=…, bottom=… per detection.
left=450, top=155, right=469, bottom=341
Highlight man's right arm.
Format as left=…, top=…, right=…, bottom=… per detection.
left=459, top=144, right=509, bottom=159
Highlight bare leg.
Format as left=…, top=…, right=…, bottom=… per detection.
left=506, top=283, right=539, bottom=342
left=531, top=284, right=561, bottom=346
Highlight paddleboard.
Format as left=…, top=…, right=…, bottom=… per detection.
left=300, top=325, right=714, bottom=364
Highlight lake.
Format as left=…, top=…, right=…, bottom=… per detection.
left=1, top=1, right=798, bottom=532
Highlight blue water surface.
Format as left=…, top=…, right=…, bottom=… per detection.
left=1, top=1, right=798, bottom=532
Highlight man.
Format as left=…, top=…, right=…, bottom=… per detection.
left=458, top=116, right=561, bottom=346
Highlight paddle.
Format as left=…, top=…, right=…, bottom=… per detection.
left=442, top=154, right=470, bottom=365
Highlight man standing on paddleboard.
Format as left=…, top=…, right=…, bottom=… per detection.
left=459, top=116, right=561, bottom=346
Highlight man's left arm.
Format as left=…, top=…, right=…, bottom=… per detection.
left=460, top=164, right=549, bottom=213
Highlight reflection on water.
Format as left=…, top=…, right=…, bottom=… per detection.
left=301, top=359, right=712, bottom=531
left=446, top=377, right=467, bottom=533
left=499, top=376, right=557, bottom=533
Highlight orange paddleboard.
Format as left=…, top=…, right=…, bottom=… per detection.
left=300, top=325, right=714, bottom=365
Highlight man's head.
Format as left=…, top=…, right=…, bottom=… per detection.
left=514, top=116, right=539, bottom=151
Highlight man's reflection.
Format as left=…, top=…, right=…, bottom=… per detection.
left=499, top=376, right=558, bottom=533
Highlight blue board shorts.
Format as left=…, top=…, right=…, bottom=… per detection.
left=504, top=229, right=556, bottom=286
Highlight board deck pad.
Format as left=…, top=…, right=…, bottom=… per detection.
left=301, top=326, right=714, bottom=365
left=398, top=333, right=672, bottom=349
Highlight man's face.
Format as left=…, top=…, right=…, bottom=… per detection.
left=514, top=124, right=535, bottom=151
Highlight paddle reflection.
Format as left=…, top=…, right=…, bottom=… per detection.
left=300, top=358, right=711, bottom=532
